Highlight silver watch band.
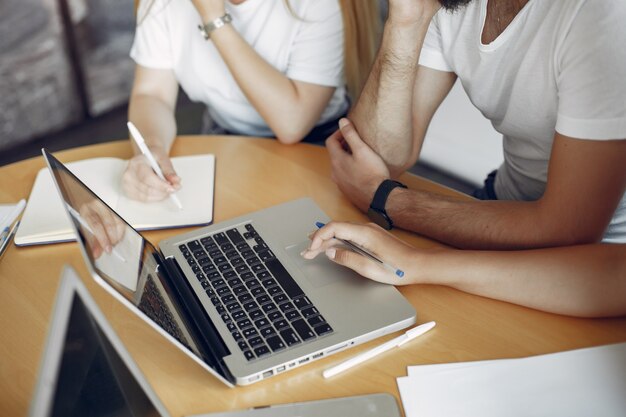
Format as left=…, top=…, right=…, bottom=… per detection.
left=198, top=13, right=232, bottom=40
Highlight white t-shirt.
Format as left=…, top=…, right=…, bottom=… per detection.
left=419, top=0, right=626, bottom=242
left=131, top=0, right=348, bottom=137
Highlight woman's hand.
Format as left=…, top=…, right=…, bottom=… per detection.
left=121, top=147, right=181, bottom=202
left=77, top=200, right=126, bottom=259
left=301, top=221, right=425, bottom=285
left=191, top=0, right=226, bottom=22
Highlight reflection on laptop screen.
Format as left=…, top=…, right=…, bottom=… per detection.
left=45, top=152, right=202, bottom=358
left=51, top=293, right=161, bottom=417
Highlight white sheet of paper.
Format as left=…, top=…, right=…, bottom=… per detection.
left=398, top=343, right=626, bottom=417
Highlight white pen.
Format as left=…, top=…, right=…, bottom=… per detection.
left=127, top=121, right=183, bottom=210
left=67, top=205, right=126, bottom=263
left=323, top=321, right=436, bottom=378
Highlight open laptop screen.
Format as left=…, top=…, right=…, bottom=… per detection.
left=50, top=291, right=161, bottom=417
left=45, top=151, right=202, bottom=358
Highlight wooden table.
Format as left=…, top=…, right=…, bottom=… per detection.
left=1, top=136, right=625, bottom=416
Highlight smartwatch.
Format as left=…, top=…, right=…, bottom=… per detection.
left=367, top=179, right=407, bottom=230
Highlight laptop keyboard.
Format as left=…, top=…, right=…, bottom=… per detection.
left=178, top=224, right=333, bottom=361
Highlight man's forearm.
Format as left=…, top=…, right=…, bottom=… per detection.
left=349, top=19, right=431, bottom=172
left=387, top=188, right=589, bottom=250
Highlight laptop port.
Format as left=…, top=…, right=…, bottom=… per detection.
left=248, top=375, right=261, bottom=383
left=276, top=365, right=286, bottom=373
left=262, top=370, right=273, bottom=379
left=312, top=352, right=323, bottom=359
left=298, top=357, right=310, bottom=364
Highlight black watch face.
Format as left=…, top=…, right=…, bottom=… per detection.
left=367, top=208, right=392, bottom=230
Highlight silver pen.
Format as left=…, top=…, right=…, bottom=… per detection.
left=0, top=220, right=20, bottom=258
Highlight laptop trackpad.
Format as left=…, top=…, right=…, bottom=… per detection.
left=285, top=241, right=340, bottom=288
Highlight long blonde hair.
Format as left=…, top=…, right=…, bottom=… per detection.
left=339, top=0, right=381, bottom=101
left=134, top=0, right=381, bottom=100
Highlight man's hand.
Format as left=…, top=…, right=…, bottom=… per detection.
left=301, top=221, right=422, bottom=285
left=326, top=118, right=391, bottom=212
left=122, top=147, right=181, bottom=202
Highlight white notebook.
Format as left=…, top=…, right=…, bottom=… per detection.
left=15, top=154, right=215, bottom=246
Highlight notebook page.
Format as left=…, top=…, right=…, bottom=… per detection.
left=15, top=158, right=123, bottom=245
left=116, top=154, right=215, bottom=229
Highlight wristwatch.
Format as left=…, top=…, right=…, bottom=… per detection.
left=367, top=179, right=407, bottom=230
left=198, top=13, right=232, bottom=40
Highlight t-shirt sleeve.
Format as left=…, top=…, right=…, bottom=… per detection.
left=130, top=0, right=174, bottom=69
left=418, top=12, right=453, bottom=72
left=555, top=1, right=626, bottom=140
left=285, top=0, right=344, bottom=87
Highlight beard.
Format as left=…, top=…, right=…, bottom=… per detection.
left=439, top=0, right=475, bottom=11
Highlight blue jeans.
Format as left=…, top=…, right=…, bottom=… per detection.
left=472, top=170, right=498, bottom=200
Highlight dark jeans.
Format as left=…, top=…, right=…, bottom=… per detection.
left=472, top=170, right=498, bottom=200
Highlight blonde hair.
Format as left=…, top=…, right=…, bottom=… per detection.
left=339, top=0, right=381, bottom=101
left=134, top=0, right=381, bottom=100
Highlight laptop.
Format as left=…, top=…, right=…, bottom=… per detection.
left=43, top=149, right=416, bottom=386
left=29, top=266, right=402, bottom=417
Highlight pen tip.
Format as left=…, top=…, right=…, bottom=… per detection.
left=315, top=222, right=325, bottom=228
left=396, top=270, right=405, bottom=278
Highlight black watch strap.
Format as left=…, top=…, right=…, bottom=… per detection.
left=368, top=179, right=407, bottom=230
left=371, top=180, right=407, bottom=211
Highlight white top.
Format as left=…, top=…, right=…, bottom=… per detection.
left=131, top=0, right=348, bottom=137
left=419, top=0, right=626, bottom=242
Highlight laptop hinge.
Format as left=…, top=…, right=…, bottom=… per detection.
left=156, top=253, right=235, bottom=384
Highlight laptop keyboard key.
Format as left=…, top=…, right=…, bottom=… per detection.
left=265, top=259, right=304, bottom=298
left=237, top=318, right=252, bottom=329
left=259, top=326, right=276, bottom=338
left=243, top=328, right=259, bottom=339
left=258, top=250, right=276, bottom=262
left=292, top=319, right=316, bottom=341
left=214, top=232, right=229, bottom=246
left=314, top=323, right=333, bottom=336
left=248, top=336, right=264, bottom=347
left=262, top=303, right=278, bottom=314
left=285, top=310, right=301, bottom=321
left=274, top=319, right=290, bottom=330
left=249, top=309, right=264, bottom=321
left=254, top=345, right=271, bottom=358
left=266, top=336, right=286, bottom=352
left=226, top=228, right=245, bottom=244
left=302, top=306, right=320, bottom=318
left=254, top=318, right=270, bottom=329
left=232, top=310, right=246, bottom=321
left=267, top=311, right=283, bottom=322
left=280, top=329, right=301, bottom=346
left=244, top=350, right=255, bottom=361
left=307, top=315, right=326, bottom=327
